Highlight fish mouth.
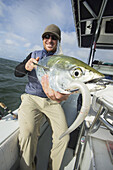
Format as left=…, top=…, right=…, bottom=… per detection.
left=65, top=77, right=105, bottom=93
left=85, top=77, right=104, bottom=84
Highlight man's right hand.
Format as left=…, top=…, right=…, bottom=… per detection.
left=41, top=75, right=70, bottom=103
left=25, top=57, right=39, bottom=71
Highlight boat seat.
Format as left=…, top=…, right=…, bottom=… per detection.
left=0, top=112, right=19, bottom=170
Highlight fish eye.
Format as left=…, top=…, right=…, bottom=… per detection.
left=70, top=67, right=83, bottom=78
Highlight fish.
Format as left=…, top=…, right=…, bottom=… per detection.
left=35, top=54, right=104, bottom=139
left=36, top=54, right=104, bottom=94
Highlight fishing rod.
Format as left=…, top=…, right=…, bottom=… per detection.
left=2, top=63, right=40, bottom=82
left=33, top=62, right=50, bottom=71
left=0, top=102, right=18, bottom=119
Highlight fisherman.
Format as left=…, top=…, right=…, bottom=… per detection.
left=15, top=24, right=70, bottom=170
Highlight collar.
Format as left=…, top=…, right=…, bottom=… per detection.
left=42, top=48, right=55, bottom=56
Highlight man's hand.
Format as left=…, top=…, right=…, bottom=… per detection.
left=41, top=75, right=70, bottom=103
left=25, top=57, right=39, bottom=71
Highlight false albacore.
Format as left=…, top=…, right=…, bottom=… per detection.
left=35, top=54, right=104, bottom=139
left=36, top=54, right=104, bottom=94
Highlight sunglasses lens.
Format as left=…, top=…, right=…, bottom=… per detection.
left=52, top=35, right=58, bottom=40
left=44, top=34, right=58, bottom=40
left=44, top=34, right=50, bottom=39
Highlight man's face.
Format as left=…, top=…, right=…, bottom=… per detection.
left=43, top=34, right=58, bottom=53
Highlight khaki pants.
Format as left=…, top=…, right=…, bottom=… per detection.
left=18, top=94, right=69, bottom=170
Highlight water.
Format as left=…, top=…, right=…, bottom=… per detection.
left=0, top=58, right=28, bottom=115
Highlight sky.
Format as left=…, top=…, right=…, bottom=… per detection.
left=0, top=0, right=112, bottom=63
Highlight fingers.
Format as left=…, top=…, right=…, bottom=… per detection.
left=41, top=75, right=56, bottom=100
left=54, top=91, right=69, bottom=101
left=41, top=75, right=70, bottom=102
left=36, top=57, right=39, bottom=61
left=25, top=58, right=38, bottom=71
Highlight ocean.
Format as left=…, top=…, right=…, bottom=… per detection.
left=0, top=58, right=28, bottom=116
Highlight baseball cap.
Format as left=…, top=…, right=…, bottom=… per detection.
left=42, top=24, right=61, bottom=41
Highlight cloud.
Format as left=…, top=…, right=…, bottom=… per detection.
left=0, top=1, right=5, bottom=17
left=30, top=45, right=42, bottom=52
left=0, top=31, right=27, bottom=43
left=0, top=0, right=76, bottom=61
left=61, top=31, right=89, bottom=62
left=5, top=39, right=18, bottom=46
left=24, top=43, right=31, bottom=48
left=0, top=0, right=112, bottom=64
left=26, top=45, right=42, bottom=55
left=62, top=32, right=77, bottom=46
left=1, top=0, right=74, bottom=40
left=9, top=33, right=26, bottom=42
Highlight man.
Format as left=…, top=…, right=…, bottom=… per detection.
left=15, top=24, right=70, bottom=170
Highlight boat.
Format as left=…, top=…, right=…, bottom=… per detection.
left=0, top=0, right=113, bottom=169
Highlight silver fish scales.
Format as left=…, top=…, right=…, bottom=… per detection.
left=35, top=54, right=104, bottom=139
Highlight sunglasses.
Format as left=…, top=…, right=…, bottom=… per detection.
left=43, top=34, right=58, bottom=40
